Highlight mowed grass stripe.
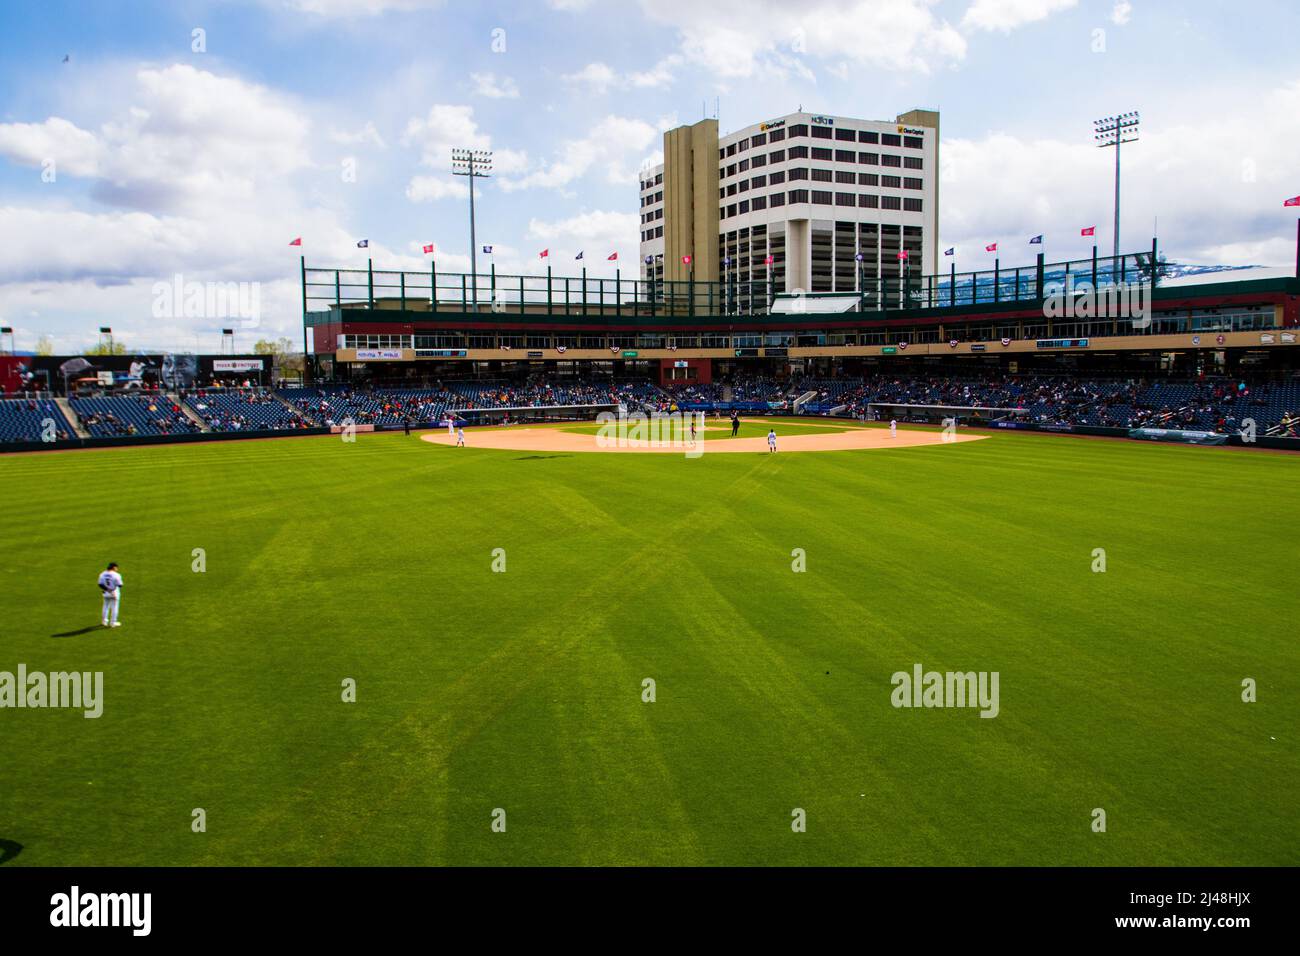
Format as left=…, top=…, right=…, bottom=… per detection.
left=0, top=429, right=1295, bottom=865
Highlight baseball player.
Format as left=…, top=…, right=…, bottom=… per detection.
left=456, top=425, right=466, bottom=447
left=767, top=428, right=777, bottom=453
left=889, top=418, right=897, bottom=439
left=98, top=562, right=123, bottom=628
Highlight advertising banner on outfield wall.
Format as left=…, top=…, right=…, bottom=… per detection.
left=1128, top=428, right=1229, bottom=445
left=212, top=359, right=265, bottom=372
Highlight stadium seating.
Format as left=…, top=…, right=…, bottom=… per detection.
left=69, top=394, right=199, bottom=437
left=184, top=390, right=312, bottom=432
left=0, top=397, right=75, bottom=443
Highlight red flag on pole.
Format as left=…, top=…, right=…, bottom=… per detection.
left=765, top=254, right=774, bottom=264
left=682, top=255, right=692, bottom=265
left=985, top=243, right=997, bottom=252
left=1284, top=196, right=1300, bottom=207
left=539, top=248, right=549, bottom=258
left=422, top=243, right=435, bottom=254
left=288, top=237, right=302, bottom=246
left=607, top=252, right=618, bottom=261
left=897, top=250, right=909, bottom=260
left=1081, top=226, right=1096, bottom=237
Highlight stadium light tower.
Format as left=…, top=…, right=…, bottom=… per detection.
left=1093, top=112, right=1140, bottom=261
left=451, top=148, right=492, bottom=304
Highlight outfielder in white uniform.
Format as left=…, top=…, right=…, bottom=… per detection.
left=767, top=428, right=777, bottom=453
left=98, top=563, right=123, bottom=628
left=889, top=419, right=897, bottom=438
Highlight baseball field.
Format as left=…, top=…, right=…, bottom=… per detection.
left=1, top=420, right=1296, bottom=866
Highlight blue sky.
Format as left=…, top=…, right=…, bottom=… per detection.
left=0, top=0, right=1297, bottom=351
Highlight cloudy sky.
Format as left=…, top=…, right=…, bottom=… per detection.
left=0, top=0, right=1297, bottom=351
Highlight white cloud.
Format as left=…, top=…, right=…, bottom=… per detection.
left=404, top=175, right=469, bottom=202
left=565, top=57, right=683, bottom=93
left=0, top=117, right=103, bottom=177
left=401, top=103, right=529, bottom=177
left=526, top=210, right=640, bottom=264
left=0, top=65, right=311, bottom=216
left=471, top=72, right=520, bottom=99
left=329, top=121, right=386, bottom=148
left=961, top=0, right=1077, bottom=34
left=1111, top=1, right=1132, bottom=26
left=940, top=79, right=1300, bottom=267
left=639, top=0, right=967, bottom=77
left=499, top=115, right=663, bottom=192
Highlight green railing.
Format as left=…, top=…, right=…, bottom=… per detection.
left=301, top=241, right=1168, bottom=319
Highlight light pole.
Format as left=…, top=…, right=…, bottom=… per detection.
left=451, top=148, right=492, bottom=305
left=1093, top=112, right=1139, bottom=263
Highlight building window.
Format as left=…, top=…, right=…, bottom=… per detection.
left=789, top=167, right=809, bottom=181
left=727, top=183, right=737, bottom=196
left=789, top=124, right=808, bottom=138
left=751, top=132, right=767, bottom=147
left=904, top=156, right=923, bottom=170
left=811, top=125, right=833, bottom=139
left=835, top=170, right=855, bottom=184
left=882, top=154, right=902, bottom=167
left=728, top=204, right=737, bottom=217
left=904, top=136, right=924, bottom=149
left=904, top=177, right=923, bottom=190
left=769, top=169, right=786, bottom=184
left=739, top=158, right=750, bottom=172
left=903, top=197, right=923, bottom=212
left=859, top=172, right=879, bottom=186
left=739, top=180, right=749, bottom=191
left=811, top=190, right=833, bottom=204
left=882, top=175, right=901, bottom=188
left=752, top=195, right=767, bottom=211
left=739, top=199, right=750, bottom=213
left=882, top=196, right=901, bottom=210
left=726, top=144, right=737, bottom=156
left=789, top=189, right=809, bottom=203
left=769, top=128, right=785, bottom=142
left=859, top=130, right=879, bottom=144
left=769, top=149, right=785, bottom=164
left=751, top=174, right=767, bottom=188
left=770, top=192, right=786, bottom=207
left=836, top=128, right=856, bottom=141
left=751, top=153, right=766, bottom=168
left=859, top=152, right=879, bottom=165
left=788, top=145, right=808, bottom=159
left=835, top=149, right=855, bottom=163
left=655, top=226, right=663, bottom=237
left=882, top=133, right=902, bottom=146
left=811, top=168, right=833, bottom=182
left=811, top=147, right=833, bottom=160
left=737, top=138, right=749, bottom=151
left=860, top=194, right=879, bottom=208
left=835, top=192, right=856, bottom=206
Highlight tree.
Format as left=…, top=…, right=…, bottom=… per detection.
left=87, top=341, right=127, bottom=355
left=35, top=335, right=54, bottom=356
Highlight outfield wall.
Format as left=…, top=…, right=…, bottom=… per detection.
left=0, top=427, right=332, bottom=454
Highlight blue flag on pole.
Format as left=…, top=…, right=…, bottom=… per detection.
left=944, top=247, right=954, bottom=256
left=1029, top=235, right=1043, bottom=244
left=356, top=239, right=369, bottom=248
left=575, top=251, right=584, bottom=260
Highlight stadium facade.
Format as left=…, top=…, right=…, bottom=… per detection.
left=295, top=243, right=1300, bottom=390
left=639, top=109, right=940, bottom=309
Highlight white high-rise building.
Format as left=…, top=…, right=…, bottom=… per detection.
left=639, top=109, right=939, bottom=310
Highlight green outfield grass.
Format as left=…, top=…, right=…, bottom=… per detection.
left=1, top=428, right=1296, bottom=866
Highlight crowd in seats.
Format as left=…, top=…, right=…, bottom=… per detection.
left=0, top=397, right=74, bottom=442
left=278, top=386, right=452, bottom=428
left=70, top=393, right=199, bottom=437
left=184, top=389, right=313, bottom=432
